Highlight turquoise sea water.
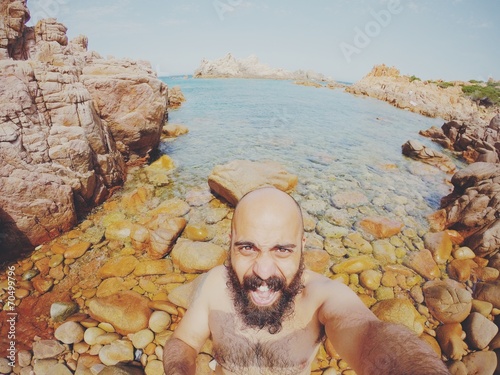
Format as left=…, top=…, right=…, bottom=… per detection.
left=159, top=77, right=458, bottom=232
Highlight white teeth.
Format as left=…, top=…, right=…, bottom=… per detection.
left=258, top=285, right=269, bottom=292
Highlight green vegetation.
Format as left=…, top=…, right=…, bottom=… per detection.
left=437, top=81, right=454, bottom=89
left=409, top=75, right=420, bottom=82
left=468, top=79, right=483, bottom=84
left=462, top=80, right=500, bottom=106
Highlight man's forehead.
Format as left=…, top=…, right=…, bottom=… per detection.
left=234, top=188, right=301, bottom=219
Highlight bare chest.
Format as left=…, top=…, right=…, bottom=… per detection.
left=209, top=310, right=323, bottom=375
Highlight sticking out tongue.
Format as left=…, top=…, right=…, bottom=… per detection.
left=250, top=284, right=278, bottom=306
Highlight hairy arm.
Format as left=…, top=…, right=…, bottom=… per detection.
left=163, top=338, right=197, bottom=375
left=317, top=278, right=450, bottom=375
left=356, top=320, right=450, bottom=375
left=163, top=269, right=216, bottom=375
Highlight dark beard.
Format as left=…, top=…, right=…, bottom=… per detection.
left=225, top=256, right=305, bottom=334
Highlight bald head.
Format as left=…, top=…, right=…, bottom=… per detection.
left=232, top=187, right=304, bottom=238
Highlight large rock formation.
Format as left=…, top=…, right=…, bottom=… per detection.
left=346, top=64, right=495, bottom=126
left=0, top=1, right=168, bottom=260
left=420, top=115, right=500, bottom=164
left=429, top=162, right=500, bottom=258
left=194, top=53, right=332, bottom=82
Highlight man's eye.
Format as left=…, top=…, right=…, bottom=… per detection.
left=240, top=246, right=254, bottom=252
left=276, top=247, right=291, bottom=253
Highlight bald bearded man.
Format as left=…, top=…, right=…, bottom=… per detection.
left=163, top=187, right=450, bottom=375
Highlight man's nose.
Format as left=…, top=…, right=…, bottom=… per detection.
left=253, top=253, right=277, bottom=281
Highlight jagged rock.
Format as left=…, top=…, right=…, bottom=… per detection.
left=0, top=9, right=168, bottom=260
left=420, top=116, right=500, bottom=163
left=208, top=159, right=298, bottom=206
left=81, top=59, right=167, bottom=158
left=168, top=86, right=186, bottom=109
left=0, top=0, right=31, bottom=59
left=402, top=139, right=456, bottom=173
left=430, top=162, right=500, bottom=257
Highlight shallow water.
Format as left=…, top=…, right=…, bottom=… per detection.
left=159, top=77, right=458, bottom=233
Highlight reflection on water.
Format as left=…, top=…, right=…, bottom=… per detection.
left=159, top=77, right=458, bottom=232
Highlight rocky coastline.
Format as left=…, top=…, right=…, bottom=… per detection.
left=1, top=2, right=500, bottom=375
left=1, top=157, right=499, bottom=375
left=0, top=1, right=170, bottom=262
left=346, top=64, right=498, bottom=127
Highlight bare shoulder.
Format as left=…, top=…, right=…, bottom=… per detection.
left=303, top=270, right=355, bottom=299
left=303, top=270, right=377, bottom=323
left=192, top=265, right=227, bottom=298
left=170, top=266, right=228, bottom=351
left=202, top=264, right=227, bottom=285
left=191, top=265, right=230, bottom=307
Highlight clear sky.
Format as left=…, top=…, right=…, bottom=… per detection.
left=26, top=0, right=499, bottom=83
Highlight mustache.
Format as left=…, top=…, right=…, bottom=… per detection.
left=243, top=274, right=285, bottom=292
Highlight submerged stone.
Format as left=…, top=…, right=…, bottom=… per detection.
left=359, top=216, right=404, bottom=238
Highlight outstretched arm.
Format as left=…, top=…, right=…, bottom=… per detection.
left=162, top=270, right=214, bottom=375
left=318, top=279, right=450, bottom=375
left=350, top=320, right=450, bottom=374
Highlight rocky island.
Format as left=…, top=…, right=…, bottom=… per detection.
left=0, top=2, right=499, bottom=374
left=194, top=53, right=335, bottom=84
